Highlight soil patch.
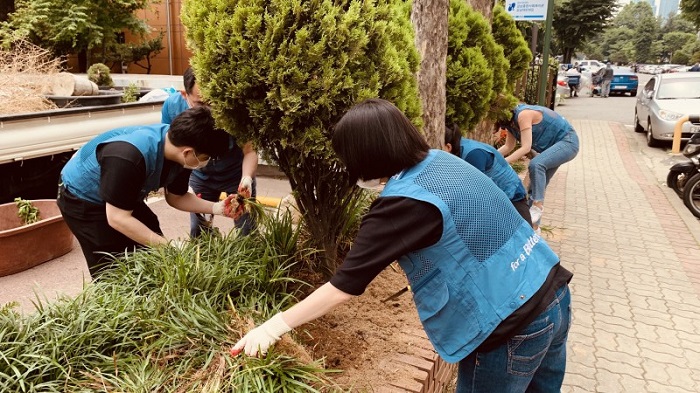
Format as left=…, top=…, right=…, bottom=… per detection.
left=297, top=264, right=430, bottom=391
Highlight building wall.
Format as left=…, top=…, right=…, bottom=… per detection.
left=134, top=0, right=191, bottom=76
left=65, top=0, right=190, bottom=76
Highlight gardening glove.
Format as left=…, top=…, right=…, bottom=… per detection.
left=231, top=313, right=292, bottom=357
left=237, top=176, right=253, bottom=199
left=212, top=194, right=245, bottom=220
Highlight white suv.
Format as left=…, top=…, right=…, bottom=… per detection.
left=578, top=60, right=603, bottom=73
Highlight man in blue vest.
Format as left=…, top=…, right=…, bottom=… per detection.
left=58, top=106, right=241, bottom=277
left=162, top=67, right=258, bottom=238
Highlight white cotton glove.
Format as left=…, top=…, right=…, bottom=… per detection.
left=238, top=176, right=253, bottom=199
left=212, top=194, right=245, bottom=219
left=230, top=313, right=292, bottom=357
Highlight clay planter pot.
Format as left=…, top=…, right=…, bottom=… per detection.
left=0, top=199, right=74, bottom=277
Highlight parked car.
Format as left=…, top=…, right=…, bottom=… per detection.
left=578, top=60, right=603, bottom=73
left=634, top=73, right=700, bottom=147
left=591, top=67, right=638, bottom=97
left=610, top=67, right=638, bottom=96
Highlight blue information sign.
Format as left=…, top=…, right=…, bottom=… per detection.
left=505, top=0, right=549, bottom=21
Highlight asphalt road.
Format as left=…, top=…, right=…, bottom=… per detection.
left=555, top=72, right=687, bottom=188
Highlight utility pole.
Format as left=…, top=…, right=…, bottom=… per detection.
left=537, top=0, right=555, bottom=106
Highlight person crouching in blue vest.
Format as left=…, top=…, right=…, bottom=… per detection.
left=161, top=67, right=258, bottom=238
left=443, top=123, right=532, bottom=226
left=497, top=103, right=579, bottom=232
left=58, top=106, right=241, bottom=277
left=232, top=99, right=573, bottom=393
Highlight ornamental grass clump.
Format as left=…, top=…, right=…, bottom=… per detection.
left=0, top=210, right=340, bottom=392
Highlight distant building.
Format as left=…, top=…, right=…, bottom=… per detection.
left=630, top=0, right=680, bottom=19
left=657, top=0, right=680, bottom=20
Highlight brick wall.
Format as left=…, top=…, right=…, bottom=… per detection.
left=384, top=331, right=457, bottom=392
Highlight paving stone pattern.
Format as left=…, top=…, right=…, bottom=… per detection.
left=546, top=120, right=700, bottom=392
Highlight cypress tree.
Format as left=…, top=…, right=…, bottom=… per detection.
left=182, top=0, right=420, bottom=275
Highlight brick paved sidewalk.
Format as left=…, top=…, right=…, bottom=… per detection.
left=544, top=119, right=700, bottom=392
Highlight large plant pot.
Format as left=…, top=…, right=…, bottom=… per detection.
left=44, top=90, right=124, bottom=108
left=0, top=199, right=74, bottom=277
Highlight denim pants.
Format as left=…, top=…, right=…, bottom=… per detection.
left=600, top=80, right=612, bottom=97
left=456, top=285, right=572, bottom=393
left=189, top=178, right=256, bottom=238
left=529, top=131, right=579, bottom=203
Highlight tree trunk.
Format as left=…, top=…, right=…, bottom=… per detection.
left=77, top=50, right=88, bottom=73
left=467, top=0, right=497, bottom=144
left=411, top=0, right=449, bottom=149
left=50, top=73, right=99, bottom=96
left=468, top=0, right=495, bottom=22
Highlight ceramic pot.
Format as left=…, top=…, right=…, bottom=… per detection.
left=0, top=199, right=74, bottom=277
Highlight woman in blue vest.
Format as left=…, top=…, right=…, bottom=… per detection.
left=443, top=124, right=532, bottom=226
left=58, top=107, right=241, bottom=277
left=233, top=99, right=573, bottom=392
left=497, top=104, right=579, bottom=231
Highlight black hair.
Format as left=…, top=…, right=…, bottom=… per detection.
left=332, top=98, right=429, bottom=181
left=183, top=67, right=196, bottom=95
left=168, top=106, right=229, bottom=158
left=444, top=123, right=462, bottom=156
left=495, top=109, right=516, bottom=133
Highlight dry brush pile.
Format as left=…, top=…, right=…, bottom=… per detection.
left=0, top=41, right=60, bottom=115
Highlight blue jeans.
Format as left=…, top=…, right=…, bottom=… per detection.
left=456, top=285, right=572, bottom=393
left=529, top=131, right=579, bottom=203
left=189, top=178, right=256, bottom=238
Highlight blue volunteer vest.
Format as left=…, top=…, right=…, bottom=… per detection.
left=508, top=104, right=574, bottom=153
left=61, top=124, right=169, bottom=204
left=161, top=92, right=190, bottom=125
left=458, top=138, right=526, bottom=202
left=381, top=150, right=560, bottom=363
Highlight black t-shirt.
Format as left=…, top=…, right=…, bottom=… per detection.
left=330, top=196, right=572, bottom=351
left=96, top=141, right=190, bottom=210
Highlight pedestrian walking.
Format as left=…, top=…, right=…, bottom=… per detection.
left=161, top=67, right=258, bottom=237
left=497, top=103, right=580, bottom=231
left=595, top=62, right=615, bottom=97
left=232, top=98, right=573, bottom=393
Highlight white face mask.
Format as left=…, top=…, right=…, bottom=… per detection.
left=356, top=178, right=384, bottom=191
left=183, top=151, right=210, bottom=170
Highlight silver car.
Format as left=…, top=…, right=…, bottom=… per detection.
left=634, top=73, right=700, bottom=147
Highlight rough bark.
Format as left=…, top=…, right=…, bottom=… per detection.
left=411, top=0, right=449, bottom=149
left=468, top=0, right=496, bottom=143
left=468, top=0, right=494, bottom=22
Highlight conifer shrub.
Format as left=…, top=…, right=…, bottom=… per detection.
left=445, top=0, right=509, bottom=132
left=182, top=0, right=421, bottom=275
left=87, top=63, right=114, bottom=88
left=491, top=4, right=531, bottom=121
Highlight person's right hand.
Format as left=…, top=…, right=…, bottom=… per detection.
left=230, top=313, right=292, bottom=357
left=212, top=194, right=245, bottom=220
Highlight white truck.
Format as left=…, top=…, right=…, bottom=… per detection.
left=0, top=101, right=165, bottom=203
left=0, top=75, right=184, bottom=204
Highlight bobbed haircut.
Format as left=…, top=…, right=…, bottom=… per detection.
left=332, top=98, right=429, bottom=181
left=168, top=106, right=229, bottom=158
left=183, top=67, right=196, bottom=94
left=444, top=123, right=462, bottom=156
